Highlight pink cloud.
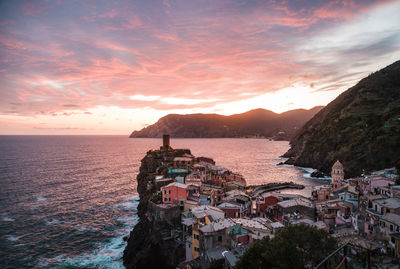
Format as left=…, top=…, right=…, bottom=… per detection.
left=0, top=0, right=398, bottom=121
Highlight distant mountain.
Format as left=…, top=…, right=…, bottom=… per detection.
left=129, top=107, right=323, bottom=140
left=284, top=60, right=400, bottom=178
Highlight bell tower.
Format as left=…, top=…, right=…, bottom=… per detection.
left=331, top=160, right=344, bottom=190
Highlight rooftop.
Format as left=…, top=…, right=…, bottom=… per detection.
left=191, top=205, right=225, bottom=220
left=174, top=157, right=192, bottom=162
left=223, top=251, right=238, bottom=268
left=217, top=202, right=242, bottom=209
left=232, top=218, right=270, bottom=232
left=270, top=222, right=284, bottom=229
left=374, top=197, right=400, bottom=209
left=277, top=198, right=314, bottom=208
left=162, top=182, right=188, bottom=189
left=200, top=219, right=236, bottom=233
left=332, top=160, right=344, bottom=170
left=206, top=247, right=228, bottom=261
left=381, top=213, right=400, bottom=225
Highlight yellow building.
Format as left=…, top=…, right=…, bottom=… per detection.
left=189, top=206, right=225, bottom=259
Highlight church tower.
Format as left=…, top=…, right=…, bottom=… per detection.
left=331, top=160, right=344, bottom=190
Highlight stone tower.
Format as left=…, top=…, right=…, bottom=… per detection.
left=331, top=160, right=344, bottom=190
left=160, top=134, right=172, bottom=151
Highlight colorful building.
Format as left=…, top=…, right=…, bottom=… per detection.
left=161, top=182, right=189, bottom=204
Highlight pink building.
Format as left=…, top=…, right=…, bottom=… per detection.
left=367, top=176, right=395, bottom=194
left=161, top=182, right=188, bottom=204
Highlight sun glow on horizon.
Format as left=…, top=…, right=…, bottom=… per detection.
left=0, top=0, right=399, bottom=134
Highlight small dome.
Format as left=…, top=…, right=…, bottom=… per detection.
left=332, top=160, right=343, bottom=170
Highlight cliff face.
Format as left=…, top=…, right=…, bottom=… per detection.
left=129, top=107, right=323, bottom=140
left=123, top=148, right=190, bottom=269
left=284, top=60, right=400, bottom=178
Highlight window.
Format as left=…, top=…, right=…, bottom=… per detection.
left=194, top=247, right=200, bottom=252
left=164, top=190, right=170, bottom=194
left=164, top=197, right=170, bottom=202
left=194, top=234, right=199, bottom=240
left=390, top=224, right=394, bottom=232
left=218, top=236, right=222, bottom=242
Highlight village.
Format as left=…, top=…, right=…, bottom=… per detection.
left=144, top=136, right=400, bottom=268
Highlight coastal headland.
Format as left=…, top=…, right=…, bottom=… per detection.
left=123, top=136, right=305, bottom=268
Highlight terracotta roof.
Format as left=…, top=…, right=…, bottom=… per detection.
left=332, top=160, right=344, bottom=170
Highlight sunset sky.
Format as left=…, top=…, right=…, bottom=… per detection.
left=1, top=0, right=399, bottom=135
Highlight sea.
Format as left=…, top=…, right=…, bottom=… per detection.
left=0, top=136, right=328, bottom=268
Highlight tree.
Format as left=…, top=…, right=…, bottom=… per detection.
left=235, top=224, right=338, bottom=269
left=395, top=160, right=400, bottom=185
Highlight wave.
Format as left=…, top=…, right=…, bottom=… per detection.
left=39, top=236, right=126, bottom=269
left=37, top=196, right=47, bottom=202
left=1, top=213, right=15, bottom=222
left=2, top=216, right=15, bottom=222
left=114, top=196, right=140, bottom=211
left=38, top=195, right=139, bottom=268
left=5, top=233, right=31, bottom=242
left=45, top=219, right=63, bottom=225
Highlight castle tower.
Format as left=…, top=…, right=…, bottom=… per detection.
left=160, top=134, right=172, bottom=151
left=331, top=160, right=344, bottom=190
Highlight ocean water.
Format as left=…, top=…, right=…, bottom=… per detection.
left=0, top=136, right=327, bottom=268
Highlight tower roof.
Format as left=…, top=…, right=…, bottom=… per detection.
left=332, top=160, right=343, bottom=170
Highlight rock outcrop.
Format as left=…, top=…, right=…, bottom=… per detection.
left=123, top=148, right=190, bottom=269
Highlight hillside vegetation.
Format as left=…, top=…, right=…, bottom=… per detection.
left=130, top=107, right=322, bottom=140
left=284, top=60, right=400, bottom=177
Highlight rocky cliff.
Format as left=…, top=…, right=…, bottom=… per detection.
left=284, top=60, right=400, bottom=178
left=123, top=148, right=190, bottom=269
left=130, top=107, right=323, bottom=140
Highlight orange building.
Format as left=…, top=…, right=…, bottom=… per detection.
left=161, top=182, right=189, bottom=204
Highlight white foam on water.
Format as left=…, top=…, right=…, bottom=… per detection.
left=116, top=216, right=139, bottom=230
left=75, top=224, right=89, bottom=231
left=2, top=216, right=15, bottom=222
left=5, top=233, right=31, bottom=242
left=37, top=196, right=47, bottom=202
left=41, top=236, right=127, bottom=269
left=45, top=219, right=62, bottom=225
left=38, top=195, right=139, bottom=269
left=1, top=213, right=15, bottom=222
left=114, top=196, right=139, bottom=211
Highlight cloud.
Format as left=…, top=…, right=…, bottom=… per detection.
left=0, top=0, right=399, bottom=133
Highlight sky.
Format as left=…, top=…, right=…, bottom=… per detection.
left=0, top=0, right=399, bottom=135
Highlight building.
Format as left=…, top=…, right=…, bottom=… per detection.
left=199, top=219, right=236, bottom=255
left=218, top=202, right=246, bottom=218
left=275, top=198, right=315, bottom=222
left=312, top=185, right=332, bottom=202
left=174, top=157, right=193, bottom=168
left=331, top=160, right=345, bottom=191
left=189, top=206, right=226, bottom=259
left=338, top=191, right=359, bottom=209
left=379, top=213, right=400, bottom=238
left=369, top=197, right=400, bottom=216
left=255, top=195, right=281, bottom=216
left=160, top=134, right=172, bottom=151
left=161, top=182, right=189, bottom=204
